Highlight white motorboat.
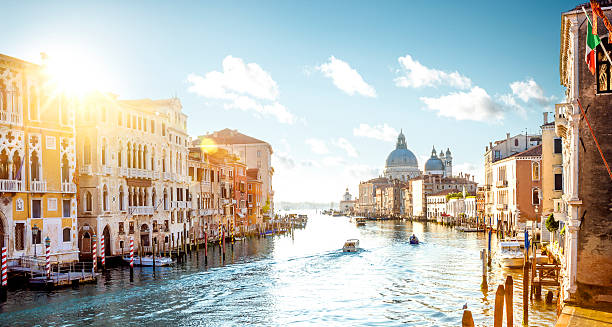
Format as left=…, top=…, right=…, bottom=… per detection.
left=342, top=239, right=359, bottom=252
left=123, top=255, right=174, bottom=266
left=498, top=241, right=524, bottom=268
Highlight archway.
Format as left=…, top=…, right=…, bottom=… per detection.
left=103, top=225, right=111, bottom=256
left=81, top=231, right=91, bottom=253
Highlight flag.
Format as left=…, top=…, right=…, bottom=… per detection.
left=591, top=0, right=612, bottom=43
left=14, top=159, right=24, bottom=180
left=587, top=19, right=602, bottom=75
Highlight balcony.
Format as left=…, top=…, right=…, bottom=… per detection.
left=163, top=172, right=173, bottom=181
left=0, top=109, right=22, bottom=125
left=128, top=206, right=154, bottom=215
left=30, top=180, right=47, bottom=193
left=79, top=165, right=93, bottom=175
left=553, top=198, right=567, bottom=221
left=101, top=165, right=113, bottom=175
left=127, top=168, right=153, bottom=179
left=118, top=167, right=128, bottom=177
left=496, top=203, right=508, bottom=210
left=495, top=180, right=508, bottom=188
left=61, top=182, right=77, bottom=193
left=0, top=179, right=24, bottom=192
left=555, top=103, right=570, bottom=137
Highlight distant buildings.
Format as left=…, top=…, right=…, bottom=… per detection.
left=339, top=188, right=355, bottom=214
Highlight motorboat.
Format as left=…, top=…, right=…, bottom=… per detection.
left=498, top=241, right=524, bottom=268
left=355, top=217, right=366, bottom=226
left=409, top=235, right=419, bottom=244
left=122, top=255, right=173, bottom=266
left=342, top=239, right=359, bottom=252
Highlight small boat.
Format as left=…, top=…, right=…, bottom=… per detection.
left=355, top=217, right=366, bottom=226
left=498, top=241, right=524, bottom=268
left=123, top=255, right=173, bottom=266
left=409, top=235, right=419, bottom=244
left=342, top=239, right=359, bottom=252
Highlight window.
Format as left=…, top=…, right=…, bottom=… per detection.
left=162, top=123, right=166, bottom=136
left=554, top=138, right=562, bottom=154
left=47, top=198, right=57, bottom=211
left=257, top=150, right=261, bottom=158
left=127, top=115, right=131, bottom=128
left=62, top=227, right=71, bottom=242
left=597, top=38, right=612, bottom=93
left=32, top=199, right=41, bottom=218
left=84, top=138, right=91, bottom=165
left=119, top=222, right=125, bottom=234
left=103, top=185, right=109, bottom=211
left=63, top=199, right=71, bottom=217
left=30, top=151, right=40, bottom=181
left=532, top=188, right=540, bottom=205
left=248, top=194, right=253, bottom=203
left=151, top=120, right=155, bottom=133
left=15, top=223, right=24, bottom=250
left=532, top=162, right=540, bottom=181
left=118, top=112, right=122, bottom=126
left=85, top=191, right=93, bottom=212
left=514, top=139, right=518, bottom=147
left=494, top=150, right=501, bottom=160
left=554, top=173, right=563, bottom=191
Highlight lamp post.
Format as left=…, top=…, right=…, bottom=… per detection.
left=32, top=225, right=39, bottom=258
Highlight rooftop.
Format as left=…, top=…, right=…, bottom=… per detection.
left=197, top=128, right=271, bottom=148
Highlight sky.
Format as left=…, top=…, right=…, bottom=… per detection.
left=1, top=0, right=579, bottom=203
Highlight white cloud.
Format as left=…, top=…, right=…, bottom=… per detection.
left=420, top=87, right=506, bottom=122
left=453, top=162, right=484, bottom=185
left=305, top=138, right=329, bottom=155
left=272, top=152, right=295, bottom=170
left=316, top=56, right=377, bottom=97
left=394, top=55, right=472, bottom=89
left=332, top=137, right=358, bottom=157
left=187, top=55, right=296, bottom=124
left=509, top=78, right=553, bottom=105
left=353, top=123, right=398, bottom=142
left=346, top=164, right=380, bottom=179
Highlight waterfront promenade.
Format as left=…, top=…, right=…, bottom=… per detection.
left=0, top=212, right=557, bottom=326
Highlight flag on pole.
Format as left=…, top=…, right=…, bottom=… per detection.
left=587, top=19, right=602, bottom=75
left=591, top=0, right=612, bottom=43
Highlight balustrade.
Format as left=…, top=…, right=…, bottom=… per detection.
left=0, top=179, right=24, bottom=192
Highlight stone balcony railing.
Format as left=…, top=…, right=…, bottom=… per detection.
left=0, top=110, right=22, bottom=126
left=496, top=203, right=508, bottom=210
left=101, top=165, right=113, bottom=175
left=118, top=167, right=128, bottom=177
left=61, top=182, right=77, bottom=193
left=553, top=198, right=567, bottom=221
left=30, top=180, right=47, bottom=193
left=495, top=180, right=508, bottom=188
left=200, top=181, right=212, bottom=193
left=79, top=165, right=93, bottom=175
left=163, top=172, right=173, bottom=181
left=128, top=206, right=154, bottom=215
left=0, top=179, right=24, bottom=192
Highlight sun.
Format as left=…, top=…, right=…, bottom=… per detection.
left=41, top=49, right=110, bottom=96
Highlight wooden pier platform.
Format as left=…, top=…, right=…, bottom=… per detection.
left=555, top=305, right=612, bottom=326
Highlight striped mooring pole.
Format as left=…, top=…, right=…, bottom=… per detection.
left=129, top=237, right=134, bottom=282
left=92, top=235, right=97, bottom=273
left=100, top=235, right=105, bottom=270
left=45, top=238, right=51, bottom=280
left=1, top=247, right=6, bottom=301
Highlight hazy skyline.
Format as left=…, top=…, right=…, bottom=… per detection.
left=1, top=0, right=577, bottom=202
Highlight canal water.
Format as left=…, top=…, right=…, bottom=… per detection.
left=0, top=211, right=557, bottom=326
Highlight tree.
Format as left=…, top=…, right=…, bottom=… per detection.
left=545, top=213, right=559, bottom=232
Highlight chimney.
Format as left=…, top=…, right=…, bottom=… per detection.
left=506, top=133, right=510, bottom=139
left=489, top=141, right=493, bottom=149
left=543, top=112, right=548, bottom=124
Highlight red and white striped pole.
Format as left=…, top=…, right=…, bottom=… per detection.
left=92, top=235, right=97, bottom=273
left=45, top=239, right=51, bottom=279
left=1, top=247, right=6, bottom=301
left=100, top=235, right=105, bottom=270
left=129, top=237, right=134, bottom=281
left=1, top=247, right=7, bottom=286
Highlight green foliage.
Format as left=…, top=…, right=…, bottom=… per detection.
left=545, top=213, right=559, bottom=232
left=262, top=199, right=271, bottom=214
left=445, top=192, right=474, bottom=200
left=560, top=225, right=566, bottom=235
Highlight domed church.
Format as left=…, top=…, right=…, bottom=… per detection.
left=424, top=146, right=452, bottom=177
left=383, top=131, right=421, bottom=181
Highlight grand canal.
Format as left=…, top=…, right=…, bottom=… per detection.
left=0, top=212, right=557, bottom=326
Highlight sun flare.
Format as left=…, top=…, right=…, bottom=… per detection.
left=41, top=49, right=110, bottom=96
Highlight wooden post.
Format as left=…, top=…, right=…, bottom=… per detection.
left=461, top=310, right=475, bottom=327
left=523, top=262, right=529, bottom=325
left=481, top=249, right=488, bottom=289
left=204, top=230, right=208, bottom=265
left=152, top=240, right=156, bottom=271
left=494, top=284, right=505, bottom=327
left=505, top=276, right=513, bottom=327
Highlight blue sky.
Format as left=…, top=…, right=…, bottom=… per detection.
left=2, top=1, right=578, bottom=202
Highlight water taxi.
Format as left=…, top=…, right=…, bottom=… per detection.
left=342, top=239, right=359, bottom=252
left=355, top=217, right=366, bottom=226
left=498, top=241, right=524, bottom=268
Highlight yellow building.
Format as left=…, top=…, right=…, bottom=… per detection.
left=0, top=54, right=78, bottom=263
left=540, top=112, right=563, bottom=241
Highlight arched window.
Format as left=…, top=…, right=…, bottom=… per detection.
left=152, top=189, right=157, bottom=208
left=532, top=161, right=540, bottom=181
left=30, top=151, right=40, bottom=181
left=84, top=138, right=91, bottom=165
left=12, top=152, right=22, bottom=180
left=514, top=139, right=518, bottom=147
left=532, top=188, right=540, bottom=205
left=62, top=227, right=71, bottom=242
left=61, top=154, right=69, bottom=183
left=101, top=139, right=107, bottom=166
left=85, top=191, right=93, bottom=212
left=119, top=186, right=125, bottom=211
left=163, top=189, right=168, bottom=210
left=102, top=185, right=109, bottom=211
left=118, top=143, right=123, bottom=168
left=0, top=149, right=9, bottom=179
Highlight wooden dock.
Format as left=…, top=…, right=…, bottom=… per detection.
left=9, top=257, right=98, bottom=288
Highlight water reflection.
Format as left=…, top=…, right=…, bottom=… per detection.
left=0, top=212, right=556, bottom=326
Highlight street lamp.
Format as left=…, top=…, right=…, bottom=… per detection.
left=32, top=224, right=39, bottom=258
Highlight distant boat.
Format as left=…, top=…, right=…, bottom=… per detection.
left=355, top=217, right=366, bottom=226
left=409, top=235, right=419, bottom=244
left=122, top=255, right=173, bottom=266
left=342, top=239, right=359, bottom=252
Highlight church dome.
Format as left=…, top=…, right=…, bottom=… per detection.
left=425, top=146, right=445, bottom=172
left=385, top=131, right=418, bottom=168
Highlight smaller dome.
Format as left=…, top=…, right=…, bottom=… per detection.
left=425, top=146, right=445, bottom=172
left=446, top=148, right=451, bottom=156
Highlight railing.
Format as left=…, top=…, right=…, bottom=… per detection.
left=200, top=181, right=212, bottom=192
left=101, top=166, right=113, bottom=175
left=79, top=165, right=92, bottom=175
left=163, top=172, right=173, bottom=181
left=495, top=180, right=508, bottom=187
left=30, top=180, right=47, bottom=192
left=0, top=179, right=24, bottom=192
left=128, top=206, right=154, bottom=215
left=61, top=182, right=76, bottom=193
left=0, top=110, right=22, bottom=126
